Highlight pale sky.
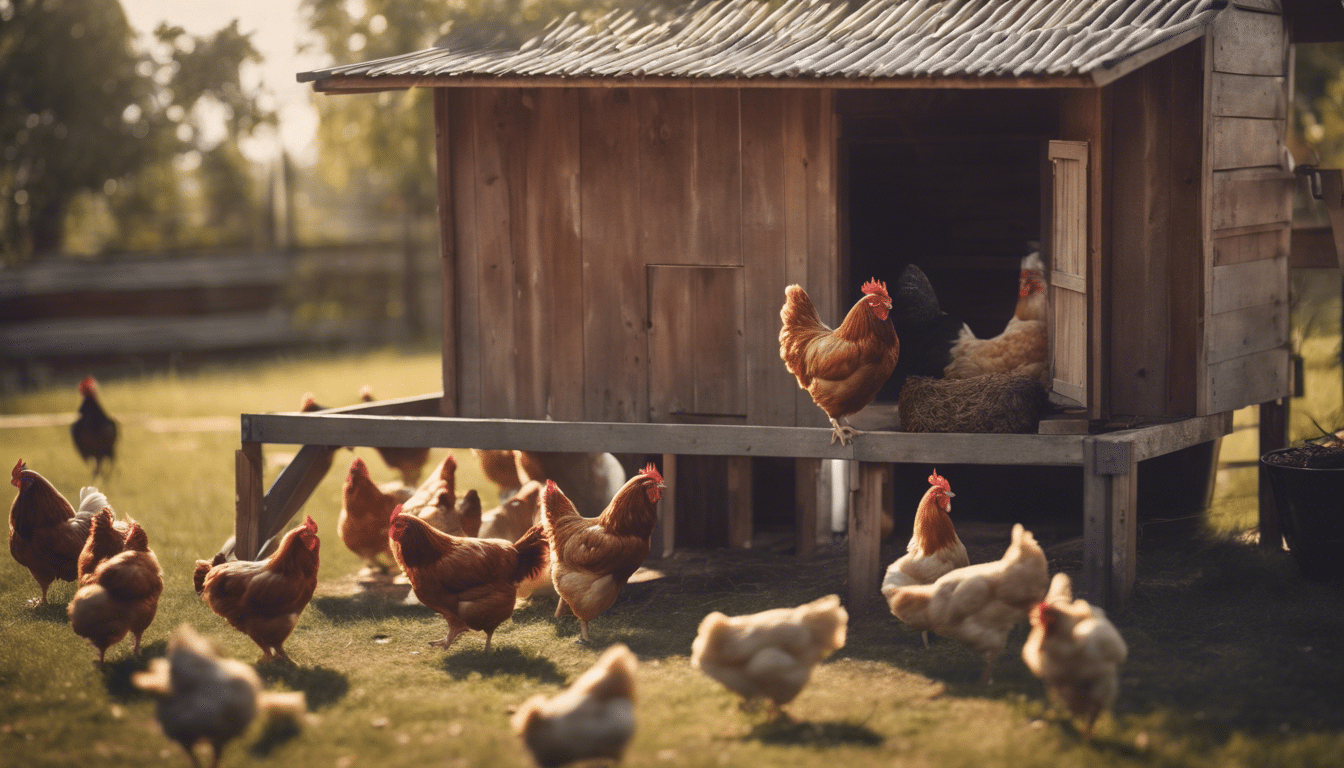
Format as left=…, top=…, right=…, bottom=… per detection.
left=121, top=0, right=331, bottom=164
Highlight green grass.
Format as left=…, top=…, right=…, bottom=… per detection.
left=3, top=345, right=1344, bottom=767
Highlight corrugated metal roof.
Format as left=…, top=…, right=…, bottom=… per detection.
left=300, top=0, right=1227, bottom=85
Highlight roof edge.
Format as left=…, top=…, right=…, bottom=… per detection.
left=305, top=72, right=1099, bottom=92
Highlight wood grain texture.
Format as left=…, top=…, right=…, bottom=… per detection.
left=647, top=265, right=746, bottom=418
left=727, top=456, right=753, bottom=549
left=637, top=89, right=697, bottom=266
left=434, top=89, right=458, bottom=416
left=449, top=90, right=483, bottom=418
left=234, top=442, right=263, bottom=560
left=1212, top=6, right=1286, bottom=77
left=1211, top=117, right=1285, bottom=170
left=849, top=462, right=886, bottom=615
left=794, top=457, right=820, bottom=560
left=693, top=90, right=744, bottom=266
left=1211, top=255, right=1287, bottom=313
left=1208, top=347, right=1292, bottom=413
left=742, top=89, right=797, bottom=427
left=538, top=89, right=585, bottom=422
left=1211, top=169, right=1294, bottom=230
left=242, top=412, right=1088, bottom=464
left=647, top=266, right=696, bottom=421
left=1208, top=301, right=1288, bottom=364
left=580, top=88, right=646, bottom=422
left=1211, top=73, right=1286, bottom=118
left=474, top=89, right=523, bottom=418
left=1214, top=227, right=1289, bottom=265
left=1046, top=140, right=1089, bottom=409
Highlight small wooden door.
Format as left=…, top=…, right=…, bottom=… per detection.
left=1045, top=140, right=1090, bottom=410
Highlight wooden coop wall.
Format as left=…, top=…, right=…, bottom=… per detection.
left=435, top=87, right=838, bottom=428
left=1202, top=3, right=1294, bottom=414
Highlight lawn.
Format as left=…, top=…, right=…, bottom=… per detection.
left=3, top=342, right=1344, bottom=768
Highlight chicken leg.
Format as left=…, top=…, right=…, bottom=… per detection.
left=829, top=416, right=861, bottom=446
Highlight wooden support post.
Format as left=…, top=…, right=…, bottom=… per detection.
left=848, top=462, right=886, bottom=615
left=254, top=444, right=338, bottom=559
left=795, top=458, right=820, bottom=560
left=727, top=457, right=753, bottom=549
left=1083, top=437, right=1137, bottom=611
left=1258, top=398, right=1290, bottom=550
left=653, top=453, right=677, bottom=558
left=234, top=441, right=263, bottom=561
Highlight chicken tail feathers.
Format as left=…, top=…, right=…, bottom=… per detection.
left=77, top=486, right=109, bottom=515
left=192, top=557, right=221, bottom=596
left=888, top=584, right=935, bottom=628
left=511, top=524, right=549, bottom=584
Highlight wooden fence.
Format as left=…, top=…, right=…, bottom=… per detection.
left=0, top=243, right=441, bottom=360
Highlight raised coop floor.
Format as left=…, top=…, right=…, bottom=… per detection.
left=230, top=393, right=1232, bottom=614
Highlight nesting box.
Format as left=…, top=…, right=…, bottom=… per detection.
left=265, top=0, right=1344, bottom=610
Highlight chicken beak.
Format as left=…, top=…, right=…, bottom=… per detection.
left=945, top=490, right=955, bottom=498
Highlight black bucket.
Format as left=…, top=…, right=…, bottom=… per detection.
left=1261, top=447, right=1344, bottom=582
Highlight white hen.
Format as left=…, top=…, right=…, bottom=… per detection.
left=691, top=594, right=847, bottom=720
left=512, top=643, right=638, bottom=767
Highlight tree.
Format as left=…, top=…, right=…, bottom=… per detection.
left=0, top=1, right=274, bottom=260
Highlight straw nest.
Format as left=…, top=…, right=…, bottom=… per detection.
left=898, top=374, right=1046, bottom=434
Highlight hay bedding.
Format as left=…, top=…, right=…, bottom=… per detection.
left=897, top=373, right=1046, bottom=434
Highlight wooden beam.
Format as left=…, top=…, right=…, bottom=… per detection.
left=1258, top=398, right=1289, bottom=550
left=253, top=444, right=338, bottom=558
left=848, top=462, right=886, bottom=616
left=234, top=442, right=263, bottom=561
left=651, top=453, right=677, bottom=558
left=1095, top=412, right=1234, bottom=462
left=240, top=412, right=1088, bottom=464
left=1083, top=436, right=1137, bottom=610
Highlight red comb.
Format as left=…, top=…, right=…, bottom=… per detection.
left=11, top=459, right=24, bottom=488
left=389, top=504, right=403, bottom=525
left=928, top=470, right=950, bottom=493
left=640, top=462, right=663, bottom=484
left=861, top=278, right=889, bottom=300
left=303, top=515, right=317, bottom=531
left=351, top=457, right=368, bottom=476
left=78, top=376, right=97, bottom=396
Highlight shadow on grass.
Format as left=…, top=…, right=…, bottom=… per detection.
left=29, top=601, right=70, bottom=624
left=257, top=664, right=349, bottom=710
left=101, top=639, right=168, bottom=700
left=249, top=718, right=304, bottom=757
left=439, top=645, right=567, bottom=684
left=745, top=718, right=884, bottom=747
left=310, top=595, right=432, bottom=623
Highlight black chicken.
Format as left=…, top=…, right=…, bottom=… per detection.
left=879, top=263, right=963, bottom=401
left=71, top=376, right=118, bottom=480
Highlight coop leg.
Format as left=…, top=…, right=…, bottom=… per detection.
left=727, top=457, right=752, bottom=550
left=651, top=454, right=677, bottom=558
left=795, top=458, right=821, bottom=561
left=235, top=441, right=264, bottom=561
left=1083, top=438, right=1137, bottom=611
left=1258, top=398, right=1289, bottom=550
left=848, top=462, right=886, bottom=615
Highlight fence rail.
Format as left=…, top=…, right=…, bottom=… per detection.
left=0, top=244, right=441, bottom=360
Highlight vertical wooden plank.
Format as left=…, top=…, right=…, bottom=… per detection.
left=538, top=88, right=585, bottom=422
left=433, top=88, right=458, bottom=417
left=638, top=89, right=696, bottom=266
left=235, top=442, right=263, bottom=561
left=581, top=88, right=645, bottom=422
left=507, top=89, right=543, bottom=420
left=1167, top=42, right=1206, bottom=417
left=1046, top=140, right=1089, bottom=408
left=1110, top=455, right=1138, bottom=609
left=742, top=89, right=795, bottom=427
left=727, top=456, right=753, bottom=549
left=653, top=453, right=677, bottom=558
left=783, top=90, right=825, bottom=427
left=693, top=266, right=746, bottom=415
left=1059, top=89, right=1109, bottom=419
left=795, top=457, right=820, bottom=560
left=806, top=90, right=840, bottom=390
left=1258, top=398, right=1288, bottom=550
left=449, top=90, right=482, bottom=418
left=1081, top=439, right=1112, bottom=608
left=1109, top=58, right=1171, bottom=417
left=848, top=461, right=885, bottom=615
left=647, top=267, right=695, bottom=421
left=694, top=90, right=743, bottom=265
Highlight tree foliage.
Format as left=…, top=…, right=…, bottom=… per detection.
left=1293, top=43, right=1344, bottom=170
left=0, top=0, right=273, bottom=261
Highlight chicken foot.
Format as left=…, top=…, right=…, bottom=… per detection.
left=430, top=623, right=466, bottom=649
left=829, top=416, right=861, bottom=446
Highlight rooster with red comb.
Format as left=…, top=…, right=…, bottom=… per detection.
left=71, top=376, right=118, bottom=480
left=542, top=463, right=665, bottom=643
left=779, top=278, right=900, bottom=445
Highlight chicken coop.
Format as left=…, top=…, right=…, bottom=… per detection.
left=234, top=0, right=1344, bottom=613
